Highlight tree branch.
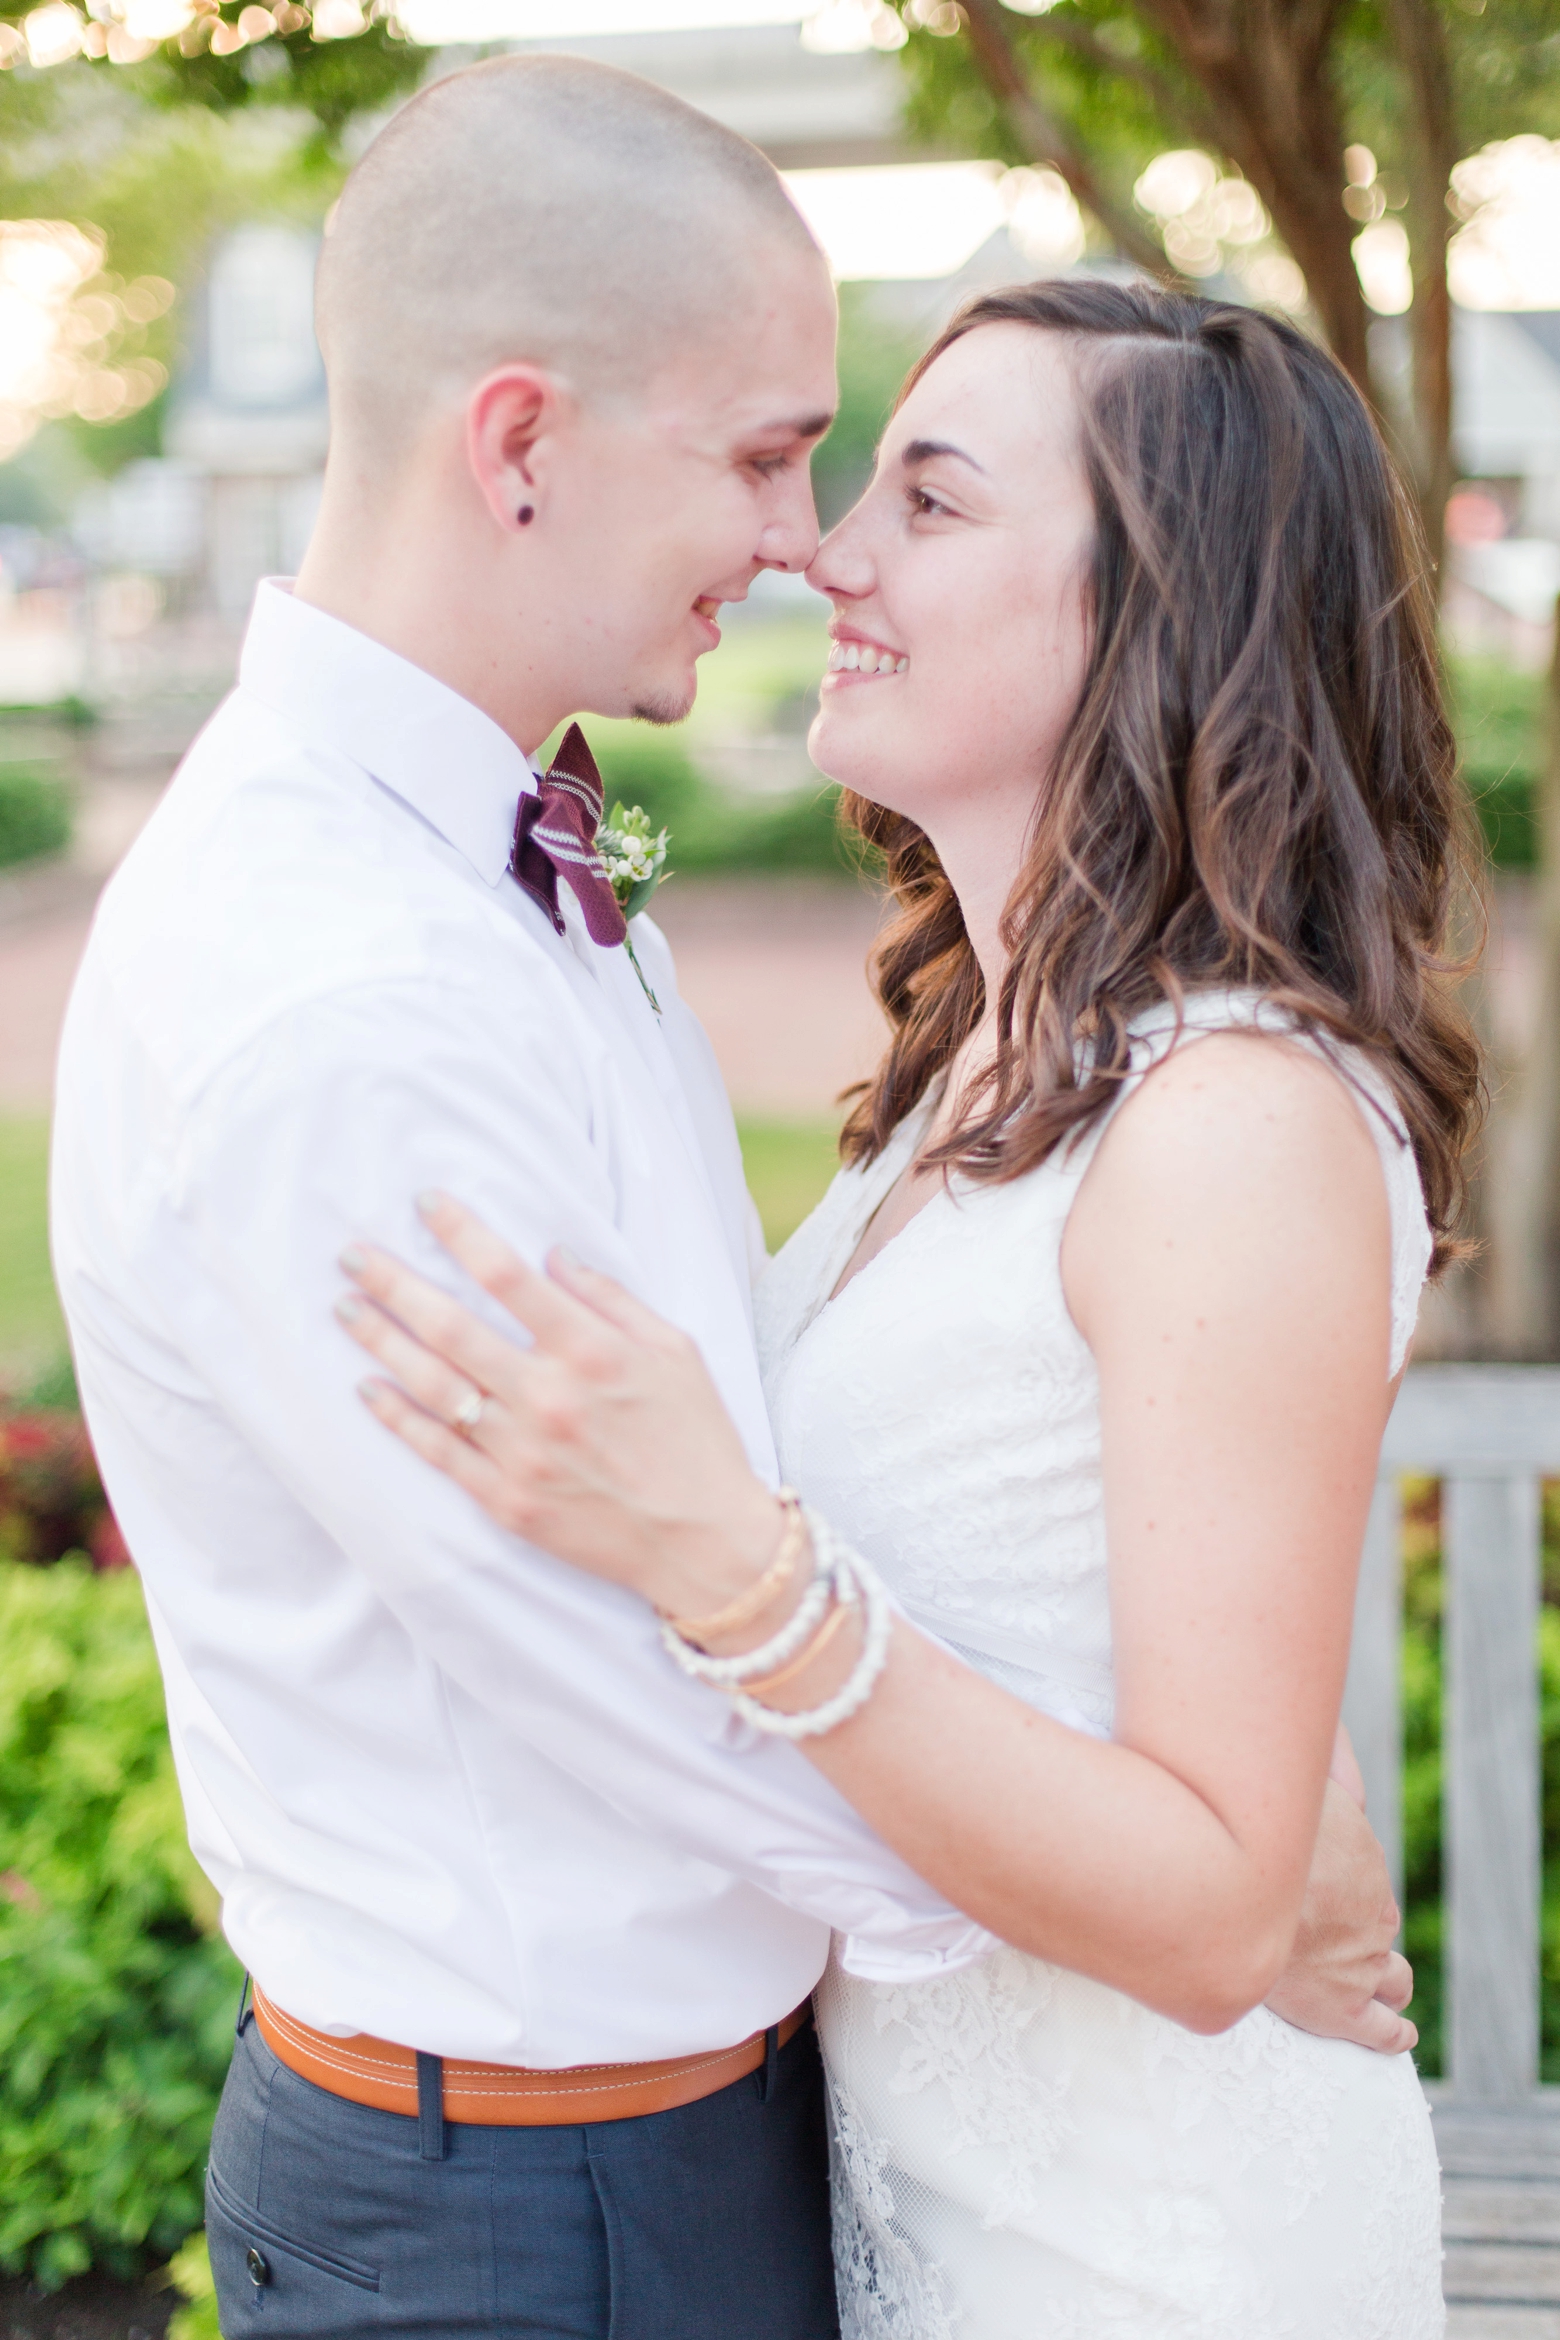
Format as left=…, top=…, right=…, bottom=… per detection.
left=1011, top=9, right=1223, bottom=152
left=956, top=0, right=1180, bottom=282
left=1120, top=0, right=1375, bottom=395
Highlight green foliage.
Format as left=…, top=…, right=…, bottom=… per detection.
left=0, top=768, right=70, bottom=872
left=1448, top=655, right=1545, bottom=871
left=737, top=1119, right=844, bottom=1253
left=0, top=83, right=348, bottom=486
left=0, top=1560, right=239, bottom=2290
left=128, top=19, right=425, bottom=150
left=1398, top=1477, right=1445, bottom=2072
left=896, top=4, right=1178, bottom=204
left=584, top=726, right=859, bottom=882
left=1336, top=0, right=1560, bottom=177
left=812, top=284, right=929, bottom=529
left=890, top=0, right=1560, bottom=290
left=0, top=17, right=423, bottom=153
left=166, top=2227, right=220, bottom=2340
left=0, top=1120, right=64, bottom=1381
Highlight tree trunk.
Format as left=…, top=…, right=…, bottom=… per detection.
left=1130, top=0, right=1375, bottom=398
left=1380, top=0, right=1458, bottom=581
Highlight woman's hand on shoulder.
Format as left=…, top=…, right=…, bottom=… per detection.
left=336, top=1194, right=782, bottom=1618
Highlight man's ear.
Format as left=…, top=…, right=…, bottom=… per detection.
left=466, top=365, right=565, bottom=536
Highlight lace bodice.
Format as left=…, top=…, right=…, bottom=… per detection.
left=756, top=991, right=1432, bottom=1746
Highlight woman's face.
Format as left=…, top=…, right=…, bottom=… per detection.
left=806, top=323, right=1095, bottom=852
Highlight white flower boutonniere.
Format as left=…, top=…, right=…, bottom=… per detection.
left=596, top=800, right=670, bottom=1013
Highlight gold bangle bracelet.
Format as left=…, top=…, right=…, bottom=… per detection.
left=661, top=1490, right=807, bottom=1644
left=741, top=1590, right=855, bottom=1700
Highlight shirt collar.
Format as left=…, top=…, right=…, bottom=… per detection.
left=238, top=580, right=538, bottom=888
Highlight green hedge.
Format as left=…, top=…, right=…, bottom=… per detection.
left=585, top=727, right=861, bottom=880
left=0, top=1560, right=238, bottom=2290
left=1449, top=656, right=1547, bottom=872
left=0, top=767, right=71, bottom=873
left=585, top=654, right=1546, bottom=883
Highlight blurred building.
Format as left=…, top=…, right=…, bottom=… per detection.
left=163, top=224, right=327, bottom=618
left=1447, top=309, right=1560, bottom=665
left=455, top=19, right=918, bottom=168
left=79, top=223, right=325, bottom=623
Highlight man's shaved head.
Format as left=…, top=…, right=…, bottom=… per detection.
left=317, top=53, right=822, bottom=452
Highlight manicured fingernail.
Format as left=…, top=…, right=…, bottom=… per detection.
left=554, top=1246, right=582, bottom=1273
left=335, top=1293, right=365, bottom=1323
left=358, top=1377, right=388, bottom=1406
left=340, top=1245, right=369, bottom=1275
left=416, top=1190, right=447, bottom=1219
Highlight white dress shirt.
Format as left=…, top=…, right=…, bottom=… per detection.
left=51, top=582, right=988, bottom=2067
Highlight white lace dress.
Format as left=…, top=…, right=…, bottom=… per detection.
left=755, top=993, right=1444, bottom=2340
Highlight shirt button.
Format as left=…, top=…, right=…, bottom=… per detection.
left=246, top=2246, right=271, bottom=2286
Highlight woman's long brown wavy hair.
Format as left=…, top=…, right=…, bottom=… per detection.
left=838, top=280, right=1482, bottom=1270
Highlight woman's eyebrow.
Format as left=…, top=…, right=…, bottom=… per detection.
left=901, top=436, right=986, bottom=475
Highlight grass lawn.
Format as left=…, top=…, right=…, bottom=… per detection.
left=0, top=1117, right=64, bottom=1383
left=738, top=1117, right=843, bottom=1253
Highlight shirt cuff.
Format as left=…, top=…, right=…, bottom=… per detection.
left=837, top=1921, right=1000, bottom=1984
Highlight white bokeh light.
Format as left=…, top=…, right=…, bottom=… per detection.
left=1002, top=166, right=1084, bottom=269
left=783, top=160, right=1007, bottom=280
left=1450, top=137, right=1560, bottom=311
left=1354, top=218, right=1412, bottom=315
left=1133, top=148, right=1292, bottom=301
left=395, top=0, right=810, bottom=40
left=0, top=222, right=172, bottom=462
left=800, top=0, right=903, bottom=48
left=23, top=3, right=86, bottom=64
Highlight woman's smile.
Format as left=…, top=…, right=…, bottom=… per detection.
left=824, top=627, right=909, bottom=684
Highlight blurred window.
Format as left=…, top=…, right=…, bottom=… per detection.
left=209, top=227, right=321, bottom=410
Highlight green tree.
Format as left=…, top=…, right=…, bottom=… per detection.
left=0, top=7, right=422, bottom=156
left=895, top=0, right=1560, bottom=573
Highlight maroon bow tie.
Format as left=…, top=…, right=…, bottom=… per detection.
left=511, top=723, right=627, bottom=949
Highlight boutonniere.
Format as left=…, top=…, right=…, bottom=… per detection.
left=596, top=801, right=670, bottom=1014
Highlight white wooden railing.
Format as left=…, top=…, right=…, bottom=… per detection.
left=1343, top=1365, right=1560, bottom=2105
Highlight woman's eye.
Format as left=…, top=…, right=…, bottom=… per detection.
left=909, top=487, right=952, bottom=520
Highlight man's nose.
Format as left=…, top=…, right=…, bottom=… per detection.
left=756, top=465, right=822, bottom=576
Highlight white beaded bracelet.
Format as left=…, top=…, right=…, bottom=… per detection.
left=727, top=1523, right=894, bottom=1742
left=658, top=1525, right=838, bottom=1689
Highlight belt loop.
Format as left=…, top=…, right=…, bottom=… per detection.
left=235, top=1973, right=252, bottom=2040
left=416, top=2052, right=447, bottom=2161
left=757, top=2023, right=780, bottom=2105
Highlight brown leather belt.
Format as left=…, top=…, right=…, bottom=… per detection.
left=252, top=1984, right=810, bottom=2127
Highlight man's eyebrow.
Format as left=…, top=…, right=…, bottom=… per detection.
left=902, top=436, right=986, bottom=475
left=756, top=411, right=835, bottom=443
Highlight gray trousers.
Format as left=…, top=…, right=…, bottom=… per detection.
left=207, top=2005, right=839, bottom=2339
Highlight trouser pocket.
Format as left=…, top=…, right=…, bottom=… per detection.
left=207, top=2155, right=383, bottom=2333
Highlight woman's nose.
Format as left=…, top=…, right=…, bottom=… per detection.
left=806, top=511, right=875, bottom=601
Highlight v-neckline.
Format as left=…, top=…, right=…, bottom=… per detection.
left=815, top=1093, right=949, bottom=1318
